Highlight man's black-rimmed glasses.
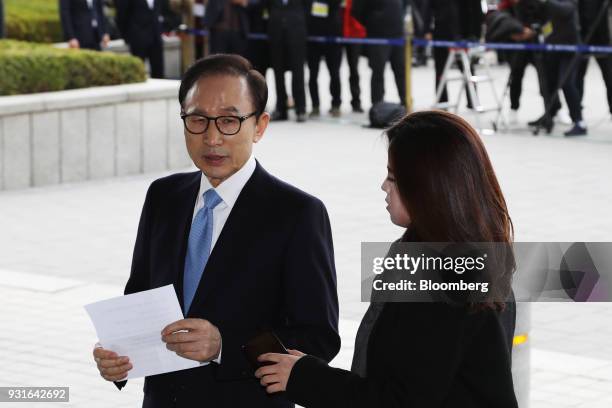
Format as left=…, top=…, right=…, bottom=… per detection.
left=180, top=111, right=258, bottom=136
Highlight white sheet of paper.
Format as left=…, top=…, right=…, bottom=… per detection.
left=84, top=285, right=199, bottom=379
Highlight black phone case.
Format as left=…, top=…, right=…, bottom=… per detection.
left=242, top=331, right=289, bottom=369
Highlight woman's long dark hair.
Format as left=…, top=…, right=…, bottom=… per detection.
left=386, top=110, right=515, bottom=311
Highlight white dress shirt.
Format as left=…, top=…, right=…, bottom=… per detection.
left=189, top=154, right=256, bottom=365
left=192, top=154, right=256, bottom=250
left=146, top=0, right=155, bottom=10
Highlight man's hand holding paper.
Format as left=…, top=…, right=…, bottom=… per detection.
left=85, top=285, right=202, bottom=380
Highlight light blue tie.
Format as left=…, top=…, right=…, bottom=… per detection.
left=183, top=189, right=223, bottom=312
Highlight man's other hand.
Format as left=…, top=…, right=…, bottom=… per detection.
left=161, top=318, right=221, bottom=362
left=93, top=345, right=132, bottom=382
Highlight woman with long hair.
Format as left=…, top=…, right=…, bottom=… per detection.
left=255, top=110, right=518, bottom=407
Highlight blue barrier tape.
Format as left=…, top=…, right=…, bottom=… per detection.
left=412, top=38, right=612, bottom=54
left=173, top=28, right=612, bottom=54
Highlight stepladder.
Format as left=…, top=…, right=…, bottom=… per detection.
left=432, top=46, right=505, bottom=134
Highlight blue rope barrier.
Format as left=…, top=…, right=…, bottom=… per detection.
left=173, top=28, right=612, bottom=54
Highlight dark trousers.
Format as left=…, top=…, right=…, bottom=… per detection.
left=248, top=39, right=271, bottom=77
left=434, top=46, right=476, bottom=107
left=308, top=42, right=342, bottom=108
left=344, top=43, right=362, bottom=109
left=368, top=44, right=406, bottom=105
left=544, top=53, right=582, bottom=122
left=269, top=23, right=307, bottom=114
left=210, top=29, right=248, bottom=56
left=130, top=40, right=164, bottom=79
left=577, top=55, right=612, bottom=115
left=509, top=51, right=534, bottom=110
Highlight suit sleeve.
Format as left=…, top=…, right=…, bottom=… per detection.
left=96, top=0, right=109, bottom=35
left=286, top=303, right=479, bottom=408
left=543, top=0, right=577, bottom=18
left=59, top=0, right=76, bottom=41
left=113, top=182, right=155, bottom=390
left=213, top=197, right=340, bottom=381
left=114, top=0, right=130, bottom=43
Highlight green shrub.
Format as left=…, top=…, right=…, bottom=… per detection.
left=0, top=40, right=147, bottom=96
left=5, top=0, right=63, bottom=43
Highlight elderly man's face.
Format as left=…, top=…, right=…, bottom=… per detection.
left=182, top=74, right=269, bottom=187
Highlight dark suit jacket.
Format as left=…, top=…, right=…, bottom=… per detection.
left=203, top=0, right=250, bottom=34
left=351, top=0, right=408, bottom=38
left=117, top=162, right=341, bottom=408
left=59, top=0, right=108, bottom=48
left=287, top=302, right=518, bottom=408
left=115, top=0, right=163, bottom=47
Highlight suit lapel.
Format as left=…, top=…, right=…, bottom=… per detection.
left=185, top=162, right=269, bottom=316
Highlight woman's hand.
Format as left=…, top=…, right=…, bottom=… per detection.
left=254, top=349, right=305, bottom=393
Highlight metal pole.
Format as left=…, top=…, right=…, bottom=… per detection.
left=404, top=10, right=415, bottom=113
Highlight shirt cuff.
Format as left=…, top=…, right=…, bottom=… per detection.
left=211, top=338, right=222, bottom=364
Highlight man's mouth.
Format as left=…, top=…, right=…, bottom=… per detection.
left=203, top=154, right=227, bottom=166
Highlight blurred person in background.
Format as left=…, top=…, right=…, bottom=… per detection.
left=266, top=0, right=310, bottom=123
left=247, top=1, right=271, bottom=76
left=341, top=0, right=366, bottom=112
left=307, top=0, right=343, bottom=118
left=424, top=0, right=484, bottom=108
left=60, top=0, right=110, bottom=50
left=577, top=0, right=612, bottom=119
left=496, top=0, right=542, bottom=124
left=410, top=0, right=428, bottom=67
left=115, top=0, right=165, bottom=78
left=352, top=0, right=409, bottom=107
left=519, top=0, right=586, bottom=136
left=202, top=0, right=250, bottom=56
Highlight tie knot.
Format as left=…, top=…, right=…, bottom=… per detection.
left=203, top=189, right=223, bottom=210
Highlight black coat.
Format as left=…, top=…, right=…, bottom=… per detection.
left=115, top=0, right=163, bottom=47
left=287, top=302, right=518, bottom=408
left=423, top=0, right=484, bottom=40
left=579, top=0, right=611, bottom=44
left=307, top=0, right=342, bottom=37
left=352, top=0, right=408, bottom=38
left=115, top=162, right=341, bottom=408
left=59, top=0, right=108, bottom=47
left=203, top=0, right=250, bottom=34
left=541, top=0, right=581, bottom=44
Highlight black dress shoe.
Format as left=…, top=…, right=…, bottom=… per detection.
left=352, top=103, right=364, bottom=113
left=296, top=113, right=307, bottom=123
left=564, top=124, right=587, bottom=137
left=271, top=110, right=288, bottom=121
left=528, top=115, right=554, bottom=134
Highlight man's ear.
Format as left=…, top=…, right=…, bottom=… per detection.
left=254, top=112, right=270, bottom=143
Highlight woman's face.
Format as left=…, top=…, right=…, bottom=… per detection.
left=381, top=165, right=411, bottom=227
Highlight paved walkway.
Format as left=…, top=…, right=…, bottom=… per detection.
left=1, top=57, right=612, bottom=407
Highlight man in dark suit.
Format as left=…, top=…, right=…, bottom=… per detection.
left=307, top=0, right=343, bottom=118
left=202, top=0, right=250, bottom=55
left=352, top=0, right=409, bottom=106
left=92, top=54, right=340, bottom=408
left=266, top=0, right=311, bottom=122
left=60, top=0, right=110, bottom=50
left=115, top=0, right=165, bottom=78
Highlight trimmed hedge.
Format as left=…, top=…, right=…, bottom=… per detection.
left=0, top=40, right=147, bottom=96
left=5, top=0, right=63, bottom=43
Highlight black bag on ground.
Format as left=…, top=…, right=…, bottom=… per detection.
left=369, top=102, right=406, bottom=128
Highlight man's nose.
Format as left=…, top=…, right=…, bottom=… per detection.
left=204, top=125, right=224, bottom=145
